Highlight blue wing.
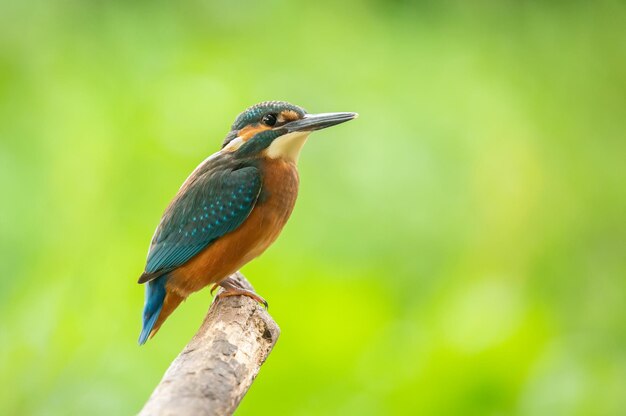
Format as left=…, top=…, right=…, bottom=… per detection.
left=138, top=165, right=261, bottom=283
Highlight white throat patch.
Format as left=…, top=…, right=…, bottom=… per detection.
left=265, top=131, right=311, bottom=163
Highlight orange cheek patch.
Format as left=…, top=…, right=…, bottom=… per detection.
left=239, top=123, right=271, bottom=141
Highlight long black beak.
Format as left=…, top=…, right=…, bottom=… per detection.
left=285, top=112, right=358, bottom=133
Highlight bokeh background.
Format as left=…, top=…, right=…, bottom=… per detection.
left=1, top=0, right=625, bottom=415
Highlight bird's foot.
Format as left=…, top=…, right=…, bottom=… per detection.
left=214, top=277, right=268, bottom=309
left=209, top=278, right=244, bottom=295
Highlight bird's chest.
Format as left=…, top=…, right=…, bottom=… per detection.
left=246, top=159, right=300, bottom=256
left=259, top=159, right=299, bottom=216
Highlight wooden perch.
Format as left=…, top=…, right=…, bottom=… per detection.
left=139, top=272, right=280, bottom=416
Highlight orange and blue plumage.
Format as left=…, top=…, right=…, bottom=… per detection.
left=138, top=101, right=357, bottom=344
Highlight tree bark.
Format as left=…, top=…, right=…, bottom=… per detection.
left=139, top=272, right=280, bottom=416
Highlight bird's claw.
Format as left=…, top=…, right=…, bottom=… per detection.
left=214, top=277, right=268, bottom=309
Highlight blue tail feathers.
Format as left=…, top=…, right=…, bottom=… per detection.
left=138, top=275, right=167, bottom=345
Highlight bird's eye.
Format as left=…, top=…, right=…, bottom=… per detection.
left=261, top=113, right=277, bottom=126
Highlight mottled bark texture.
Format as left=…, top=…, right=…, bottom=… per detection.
left=139, top=272, right=280, bottom=416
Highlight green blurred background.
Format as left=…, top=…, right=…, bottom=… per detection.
left=1, top=0, right=625, bottom=415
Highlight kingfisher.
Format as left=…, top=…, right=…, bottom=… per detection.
left=137, top=101, right=357, bottom=344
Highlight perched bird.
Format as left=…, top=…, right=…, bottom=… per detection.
left=138, top=101, right=357, bottom=344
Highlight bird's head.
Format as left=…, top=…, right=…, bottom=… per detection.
left=222, top=101, right=357, bottom=163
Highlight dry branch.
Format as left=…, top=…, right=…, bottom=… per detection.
left=139, top=272, right=280, bottom=416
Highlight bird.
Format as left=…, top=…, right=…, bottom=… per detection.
left=137, top=101, right=357, bottom=344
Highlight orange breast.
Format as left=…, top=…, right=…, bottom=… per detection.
left=167, top=158, right=299, bottom=297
